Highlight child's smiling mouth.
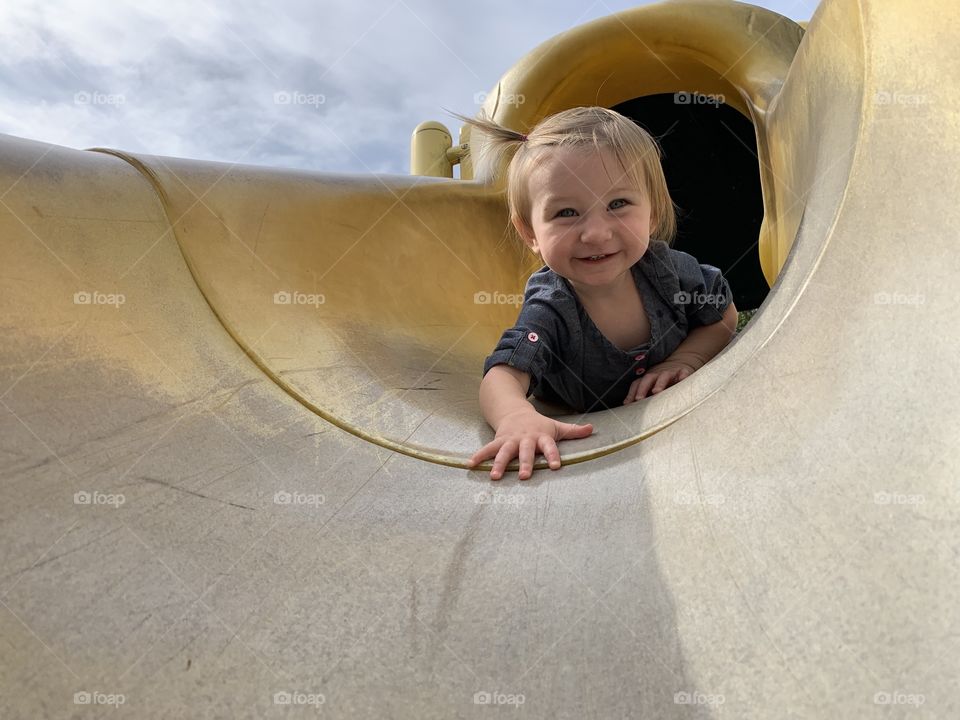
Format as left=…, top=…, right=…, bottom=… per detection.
left=575, top=251, right=619, bottom=263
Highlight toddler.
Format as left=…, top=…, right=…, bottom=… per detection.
left=454, top=106, right=738, bottom=481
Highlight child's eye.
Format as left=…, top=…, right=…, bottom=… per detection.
left=608, top=198, right=629, bottom=210
left=555, top=208, right=577, bottom=218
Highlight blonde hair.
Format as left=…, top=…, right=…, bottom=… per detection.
left=446, top=105, right=677, bottom=246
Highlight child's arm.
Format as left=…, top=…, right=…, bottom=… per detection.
left=624, top=302, right=738, bottom=403
left=470, top=365, right=593, bottom=480
left=662, top=301, right=739, bottom=371
left=477, top=364, right=536, bottom=428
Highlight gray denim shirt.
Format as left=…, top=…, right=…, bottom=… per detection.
left=482, top=240, right=733, bottom=413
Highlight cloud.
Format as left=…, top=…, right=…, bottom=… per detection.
left=0, top=0, right=815, bottom=175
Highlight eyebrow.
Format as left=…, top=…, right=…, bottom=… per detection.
left=543, top=188, right=639, bottom=205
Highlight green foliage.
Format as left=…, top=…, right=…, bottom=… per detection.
left=736, top=309, right=758, bottom=333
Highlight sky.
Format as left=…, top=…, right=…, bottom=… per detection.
left=0, top=0, right=816, bottom=176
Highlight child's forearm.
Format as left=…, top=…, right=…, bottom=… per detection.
left=479, top=365, right=537, bottom=430
left=664, top=303, right=738, bottom=370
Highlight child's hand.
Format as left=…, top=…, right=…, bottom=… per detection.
left=623, top=361, right=697, bottom=404
left=468, top=409, right=593, bottom=481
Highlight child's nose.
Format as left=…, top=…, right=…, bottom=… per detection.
left=579, top=213, right=614, bottom=242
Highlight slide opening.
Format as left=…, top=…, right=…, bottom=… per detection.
left=612, top=93, right=769, bottom=311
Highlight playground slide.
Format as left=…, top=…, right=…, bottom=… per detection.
left=2, top=0, right=958, bottom=716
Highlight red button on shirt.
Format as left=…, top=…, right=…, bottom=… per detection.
left=636, top=367, right=646, bottom=375
left=527, top=332, right=538, bottom=342
left=634, top=353, right=646, bottom=361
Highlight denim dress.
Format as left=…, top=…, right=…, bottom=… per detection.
left=482, top=240, right=734, bottom=413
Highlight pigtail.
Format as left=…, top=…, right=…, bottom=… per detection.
left=442, top=107, right=528, bottom=184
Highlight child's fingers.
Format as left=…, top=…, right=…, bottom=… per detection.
left=635, top=374, right=658, bottom=399
left=625, top=366, right=693, bottom=403
left=661, top=369, right=683, bottom=393
left=555, top=421, right=593, bottom=440
left=490, top=440, right=520, bottom=480
left=670, top=367, right=688, bottom=384
left=649, top=371, right=676, bottom=394
left=517, top=437, right=537, bottom=480
left=636, top=370, right=673, bottom=399
left=467, top=440, right=502, bottom=467
left=537, top=436, right=562, bottom=469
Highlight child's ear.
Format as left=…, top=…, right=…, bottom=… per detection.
left=511, top=215, right=539, bottom=253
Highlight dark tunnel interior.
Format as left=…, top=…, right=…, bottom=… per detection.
left=613, top=94, right=768, bottom=310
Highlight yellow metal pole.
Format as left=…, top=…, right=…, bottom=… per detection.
left=410, top=120, right=453, bottom=177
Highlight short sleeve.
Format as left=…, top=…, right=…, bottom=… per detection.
left=482, top=289, right=567, bottom=398
left=670, top=250, right=734, bottom=328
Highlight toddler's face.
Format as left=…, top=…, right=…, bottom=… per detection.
left=513, top=145, right=655, bottom=297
